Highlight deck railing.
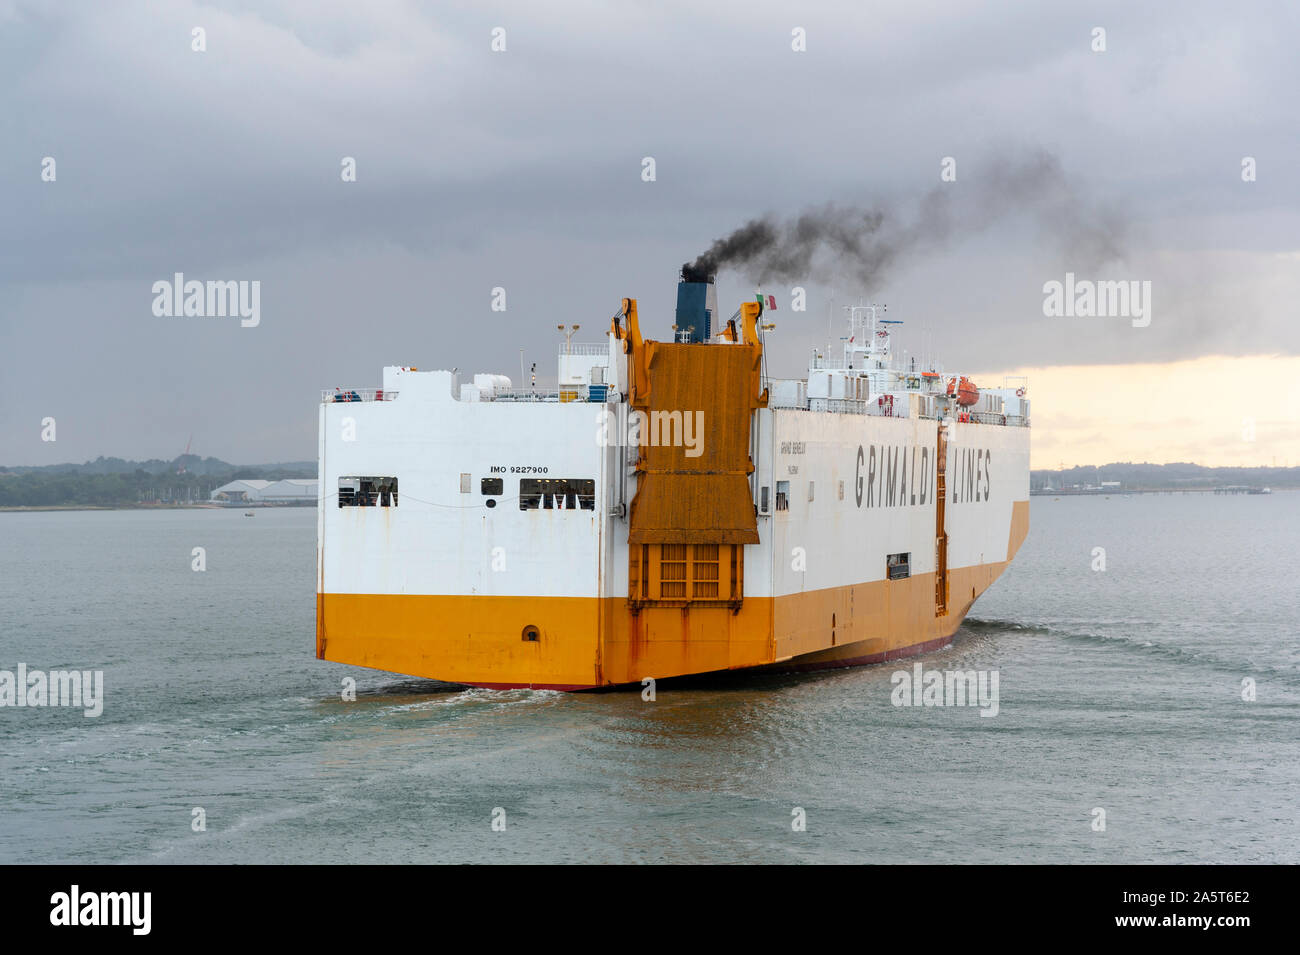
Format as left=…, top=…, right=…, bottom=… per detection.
left=559, top=343, right=610, bottom=357
left=313, top=384, right=1029, bottom=424
left=321, top=389, right=398, bottom=403
left=494, top=385, right=611, bottom=403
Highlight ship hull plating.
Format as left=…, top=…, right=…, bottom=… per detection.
left=316, top=526, right=1025, bottom=691
left=316, top=363, right=1029, bottom=689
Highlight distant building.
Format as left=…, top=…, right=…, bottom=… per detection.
left=210, top=480, right=272, bottom=502
left=262, top=478, right=317, bottom=503
left=210, top=478, right=317, bottom=505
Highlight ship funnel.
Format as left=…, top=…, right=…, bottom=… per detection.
left=675, top=265, right=718, bottom=343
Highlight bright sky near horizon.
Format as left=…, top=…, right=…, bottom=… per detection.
left=978, top=355, right=1300, bottom=470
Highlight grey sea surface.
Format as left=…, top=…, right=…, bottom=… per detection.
left=1, top=496, right=1296, bottom=864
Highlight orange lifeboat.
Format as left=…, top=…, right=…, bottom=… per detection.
left=947, top=376, right=979, bottom=406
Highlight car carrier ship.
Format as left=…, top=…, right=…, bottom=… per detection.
left=316, top=271, right=1030, bottom=689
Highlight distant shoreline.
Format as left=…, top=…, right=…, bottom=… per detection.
left=0, top=503, right=310, bottom=513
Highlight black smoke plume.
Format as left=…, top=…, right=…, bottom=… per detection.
left=684, top=151, right=1125, bottom=290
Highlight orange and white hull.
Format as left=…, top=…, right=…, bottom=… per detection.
left=316, top=297, right=1030, bottom=690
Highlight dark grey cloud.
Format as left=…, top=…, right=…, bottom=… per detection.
left=2, top=0, right=1298, bottom=464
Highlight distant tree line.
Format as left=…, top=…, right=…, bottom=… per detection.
left=0, top=457, right=314, bottom=507
left=1032, top=462, right=1298, bottom=490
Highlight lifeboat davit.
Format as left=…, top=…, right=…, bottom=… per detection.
left=947, top=376, right=979, bottom=406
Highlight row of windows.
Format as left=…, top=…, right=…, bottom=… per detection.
left=337, top=475, right=594, bottom=510
left=479, top=476, right=595, bottom=510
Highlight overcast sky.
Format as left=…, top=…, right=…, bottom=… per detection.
left=2, top=0, right=1297, bottom=467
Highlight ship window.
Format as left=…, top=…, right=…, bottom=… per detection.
left=760, top=486, right=770, bottom=513
left=460, top=473, right=471, bottom=493
left=481, top=477, right=503, bottom=495
left=519, top=478, right=595, bottom=511
left=808, top=481, right=815, bottom=502
left=338, top=476, right=398, bottom=507
left=887, top=552, right=911, bottom=580
left=775, top=481, right=789, bottom=511
left=838, top=480, right=845, bottom=500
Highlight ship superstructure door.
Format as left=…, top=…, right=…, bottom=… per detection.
left=620, top=299, right=766, bottom=614
left=629, top=542, right=744, bottom=610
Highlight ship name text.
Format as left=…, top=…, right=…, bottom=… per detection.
left=853, top=444, right=992, bottom=508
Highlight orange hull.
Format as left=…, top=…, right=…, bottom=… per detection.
left=316, top=502, right=1030, bottom=690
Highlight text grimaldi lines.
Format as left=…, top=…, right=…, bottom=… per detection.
left=853, top=443, right=993, bottom=509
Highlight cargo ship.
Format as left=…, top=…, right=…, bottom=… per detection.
left=315, top=271, right=1030, bottom=689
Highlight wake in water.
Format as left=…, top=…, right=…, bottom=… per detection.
left=964, top=617, right=1300, bottom=687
